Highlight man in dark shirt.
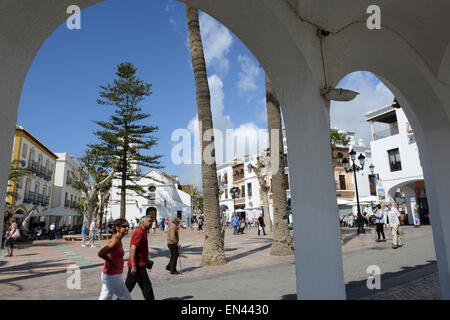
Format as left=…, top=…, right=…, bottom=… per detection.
left=125, top=215, right=155, bottom=300
left=258, top=213, right=266, bottom=236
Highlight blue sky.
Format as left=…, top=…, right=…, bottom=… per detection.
left=18, top=0, right=394, bottom=187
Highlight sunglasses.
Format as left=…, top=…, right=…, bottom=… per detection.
left=119, top=225, right=130, bottom=228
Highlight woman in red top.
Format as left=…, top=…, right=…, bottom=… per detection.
left=98, top=218, right=132, bottom=300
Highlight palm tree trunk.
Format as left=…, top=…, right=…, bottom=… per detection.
left=186, top=5, right=226, bottom=266
left=265, top=75, right=294, bottom=255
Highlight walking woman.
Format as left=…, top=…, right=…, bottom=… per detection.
left=374, top=204, right=386, bottom=242
left=4, top=218, right=19, bottom=257
left=98, top=218, right=132, bottom=300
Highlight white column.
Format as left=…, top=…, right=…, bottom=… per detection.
left=418, top=127, right=450, bottom=299
left=283, top=92, right=346, bottom=300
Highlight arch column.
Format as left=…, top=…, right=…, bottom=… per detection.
left=282, top=83, right=346, bottom=300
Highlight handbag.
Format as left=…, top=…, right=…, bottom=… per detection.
left=146, top=260, right=154, bottom=270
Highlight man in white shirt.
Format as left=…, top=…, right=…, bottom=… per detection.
left=386, top=201, right=403, bottom=249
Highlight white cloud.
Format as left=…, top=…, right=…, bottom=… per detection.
left=198, top=13, right=233, bottom=76
left=180, top=74, right=268, bottom=187
left=330, top=71, right=394, bottom=145
left=236, top=55, right=260, bottom=93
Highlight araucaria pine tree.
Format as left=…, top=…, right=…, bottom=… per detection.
left=92, top=62, right=163, bottom=219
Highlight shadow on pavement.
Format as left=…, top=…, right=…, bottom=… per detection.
left=0, top=260, right=104, bottom=284
left=226, top=243, right=272, bottom=263
left=281, top=293, right=297, bottom=300
left=346, top=260, right=440, bottom=300
left=163, top=295, right=194, bottom=300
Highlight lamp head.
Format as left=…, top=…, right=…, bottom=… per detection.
left=358, top=154, right=366, bottom=166
left=349, top=150, right=356, bottom=161
left=342, top=158, right=349, bottom=170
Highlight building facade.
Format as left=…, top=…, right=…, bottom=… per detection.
left=7, top=125, right=57, bottom=229
left=52, top=152, right=82, bottom=226
left=366, top=102, right=428, bottom=225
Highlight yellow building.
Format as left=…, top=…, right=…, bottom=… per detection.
left=6, top=125, right=58, bottom=226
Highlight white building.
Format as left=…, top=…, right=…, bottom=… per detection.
left=52, top=152, right=82, bottom=226
left=366, top=102, right=428, bottom=225
left=108, top=170, right=192, bottom=225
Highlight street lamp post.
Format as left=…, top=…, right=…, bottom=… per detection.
left=230, top=186, right=239, bottom=218
left=342, top=150, right=366, bottom=235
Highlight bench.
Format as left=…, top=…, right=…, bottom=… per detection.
left=63, top=234, right=112, bottom=241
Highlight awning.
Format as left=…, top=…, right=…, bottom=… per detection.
left=337, top=199, right=353, bottom=205
left=36, top=207, right=81, bottom=217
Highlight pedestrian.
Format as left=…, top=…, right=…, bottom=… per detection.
left=81, top=221, right=88, bottom=247
left=164, top=218, right=170, bottom=233
left=166, top=218, right=181, bottom=275
left=239, top=218, right=246, bottom=234
left=49, top=222, right=56, bottom=240
left=257, top=213, right=266, bottom=236
left=198, top=217, right=204, bottom=231
left=374, top=204, right=386, bottom=242
left=130, top=220, right=135, bottom=231
left=219, top=212, right=226, bottom=247
left=98, top=218, right=132, bottom=300
left=159, top=218, right=165, bottom=231
left=386, top=201, right=403, bottom=249
left=4, top=218, right=19, bottom=257
left=87, top=219, right=97, bottom=248
left=347, top=214, right=354, bottom=228
left=232, top=214, right=239, bottom=235
left=152, top=219, right=156, bottom=233
left=125, top=216, right=155, bottom=300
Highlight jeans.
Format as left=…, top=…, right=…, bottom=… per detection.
left=258, top=226, right=266, bottom=236
left=99, top=273, right=132, bottom=300
left=233, top=225, right=238, bottom=235
left=167, top=244, right=179, bottom=273
left=125, top=266, right=155, bottom=300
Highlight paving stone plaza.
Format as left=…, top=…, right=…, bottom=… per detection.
left=0, top=225, right=439, bottom=300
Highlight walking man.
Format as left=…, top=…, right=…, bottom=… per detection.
left=386, top=201, right=403, bottom=249
left=87, top=219, right=97, bottom=248
left=232, top=214, right=239, bottom=235
left=125, top=216, right=155, bottom=300
left=374, top=204, right=386, bottom=242
left=166, top=218, right=181, bottom=275
left=258, top=213, right=266, bottom=236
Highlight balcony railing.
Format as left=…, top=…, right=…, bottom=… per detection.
left=24, top=191, right=36, bottom=204
left=28, top=160, right=38, bottom=174
left=27, top=160, right=52, bottom=180
left=373, top=126, right=399, bottom=141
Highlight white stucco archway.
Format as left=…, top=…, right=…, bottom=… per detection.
left=1, top=0, right=449, bottom=300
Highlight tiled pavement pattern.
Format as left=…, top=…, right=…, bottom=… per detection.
left=0, top=225, right=440, bottom=299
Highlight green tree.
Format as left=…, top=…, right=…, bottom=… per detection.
left=71, top=148, right=116, bottom=223
left=92, top=62, right=163, bottom=219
